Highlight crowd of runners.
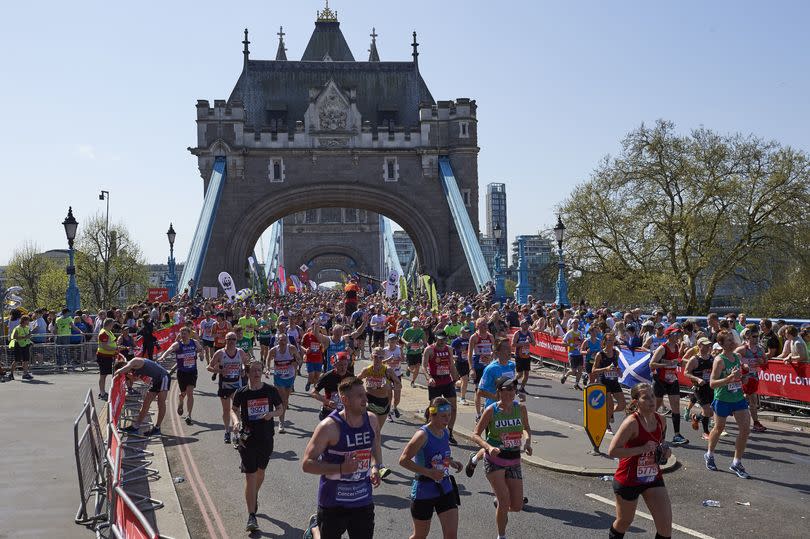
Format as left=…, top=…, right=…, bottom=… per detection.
left=5, top=279, right=810, bottom=538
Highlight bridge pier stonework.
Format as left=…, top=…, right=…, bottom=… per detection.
left=189, top=11, right=481, bottom=292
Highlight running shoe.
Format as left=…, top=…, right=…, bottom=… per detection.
left=683, top=406, right=691, bottom=418
left=22, top=373, right=33, bottom=380
left=574, top=384, right=583, bottom=391
left=449, top=434, right=458, bottom=446
left=224, top=431, right=231, bottom=444
left=98, top=392, right=108, bottom=401
left=606, top=424, right=613, bottom=434
left=410, top=380, right=416, bottom=388
left=475, top=413, right=482, bottom=423
left=704, top=453, right=718, bottom=471
left=459, top=398, right=468, bottom=405
left=185, top=416, right=193, bottom=426
left=672, top=433, right=688, bottom=445
left=145, top=426, right=161, bottom=437
left=177, top=403, right=184, bottom=416
left=752, top=421, right=767, bottom=432
left=6, top=373, right=14, bottom=381
left=465, top=453, right=477, bottom=477
left=278, top=425, right=286, bottom=434
left=379, top=467, right=391, bottom=479
left=729, top=462, right=751, bottom=479
left=691, top=414, right=699, bottom=431
left=394, top=408, right=401, bottom=418
left=211, top=373, right=217, bottom=381
left=560, top=373, right=568, bottom=384
left=245, top=513, right=259, bottom=532
left=303, top=514, right=318, bottom=539
left=388, top=411, right=395, bottom=422
left=123, top=424, right=140, bottom=434
left=305, top=383, right=311, bottom=392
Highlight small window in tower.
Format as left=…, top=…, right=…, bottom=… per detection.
left=378, top=110, right=398, bottom=129
left=384, top=157, right=399, bottom=182
left=461, top=189, right=471, bottom=207
left=344, top=208, right=358, bottom=223
left=460, top=121, right=469, bottom=139
left=266, top=108, right=287, bottom=131
left=305, top=209, right=319, bottom=223
left=268, top=158, right=285, bottom=182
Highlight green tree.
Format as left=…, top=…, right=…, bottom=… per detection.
left=38, top=262, right=69, bottom=310
left=75, top=213, right=149, bottom=309
left=560, top=120, right=810, bottom=314
left=5, top=241, right=49, bottom=307
left=504, top=279, right=517, bottom=299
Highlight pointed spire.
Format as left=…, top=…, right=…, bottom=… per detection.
left=368, top=27, right=380, bottom=62
left=411, top=31, right=419, bottom=67
left=242, top=28, right=250, bottom=69
left=276, top=26, right=287, bottom=61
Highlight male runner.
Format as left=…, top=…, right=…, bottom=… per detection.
left=402, top=318, right=427, bottom=387
left=311, top=352, right=353, bottom=420
left=267, top=333, right=302, bottom=433
left=116, top=357, right=171, bottom=436
left=301, top=377, right=382, bottom=539
left=369, top=306, right=388, bottom=349
left=208, top=331, right=250, bottom=443
left=560, top=319, right=584, bottom=390
left=231, top=360, right=284, bottom=532
left=198, top=312, right=216, bottom=364
left=160, top=326, right=199, bottom=425
left=422, top=332, right=460, bottom=445
left=649, top=326, right=689, bottom=445
left=95, top=318, right=118, bottom=400
left=468, top=317, right=495, bottom=420
left=303, top=319, right=331, bottom=392
left=451, top=327, right=471, bottom=405
left=511, top=319, right=535, bottom=394
left=237, top=307, right=258, bottom=358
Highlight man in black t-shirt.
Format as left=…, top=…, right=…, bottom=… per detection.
left=759, top=318, right=781, bottom=359
left=310, top=351, right=352, bottom=420
left=231, top=360, right=284, bottom=533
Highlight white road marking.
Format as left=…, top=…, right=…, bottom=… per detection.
left=586, top=492, right=716, bottom=539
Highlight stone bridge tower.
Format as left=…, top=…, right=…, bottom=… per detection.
left=189, top=5, right=481, bottom=291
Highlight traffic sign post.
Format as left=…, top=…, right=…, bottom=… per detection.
left=583, top=383, right=608, bottom=454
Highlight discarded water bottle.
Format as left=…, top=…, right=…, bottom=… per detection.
left=702, top=500, right=721, bottom=507
left=173, top=476, right=185, bottom=484
left=600, top=475, right=612, bottom=482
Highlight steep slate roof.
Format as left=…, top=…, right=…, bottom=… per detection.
left=302, top=21, right=354, bottom=61
left=228, top=19, right=435, bottom=129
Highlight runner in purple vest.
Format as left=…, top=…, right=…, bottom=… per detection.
left=301, top=377, right=382, bottom=539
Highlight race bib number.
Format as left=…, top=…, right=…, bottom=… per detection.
left=727, top=381, right=742, bottom=392
left=636, top=453, right=658, bottom=484
left=500, top=431, right=522, bottom=449
left=343, top=449, right=372, bottom=482
left=604, top=370, right=618, bottom=380
left=330, top=393, right=344, bottom=411
left=409, top=343, right=422, bottom=352
left=436, top=363, right=450, bottom=376
left=224, top=364, right=241, bottom=377
left=182, top=356, right=196, bottom=368
left=275, top=362, right=294, bottom=379
left=366, top=376, right=386, bottom=389
left=518, top=345, right=530, bottom=358
left=702, top=371, right=711, bottom=381
left=478, top=344, right=492, bottom=355
left=665, top=371, right=677, bottom=383
left=310, top=344, right=320, bottom=353
left=430, top=453, right=451, bottom=476
left=247, top=398, right=269, bottom=421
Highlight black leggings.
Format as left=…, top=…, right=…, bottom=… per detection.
left=317, top=504, right=374, bottom=539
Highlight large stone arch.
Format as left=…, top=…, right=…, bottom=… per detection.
left=211, top=183, right=444, bottom=290
left=292, top=245, right=365, bottom=275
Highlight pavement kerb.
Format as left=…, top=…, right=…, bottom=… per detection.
left=401, top=381, right=678, bottom=477
left=152, top=433, right=192, bottom=539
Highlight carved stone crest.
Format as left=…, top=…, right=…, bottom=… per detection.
left=318, top=88, right=348, bottom=130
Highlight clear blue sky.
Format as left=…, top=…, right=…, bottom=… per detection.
left=2, top=0, right=809, bottom=265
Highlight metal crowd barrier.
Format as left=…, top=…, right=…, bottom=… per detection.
left=1, top=332, right=100, bottom=374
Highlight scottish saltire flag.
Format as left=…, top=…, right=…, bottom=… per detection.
left=617, top=347, right=653, bottom=388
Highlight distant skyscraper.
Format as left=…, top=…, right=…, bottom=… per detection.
left=511, top=235, right=553, bottom=300
left=486, top=183, right=508, bottom=265
left=392, top=230, right=416, bottom=271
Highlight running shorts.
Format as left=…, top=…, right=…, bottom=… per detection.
left=653, top=379, right=680, bottom=398
left=428, top=382, right=457, bottom=400
left=410, top=490, right=458, bottom=521
left=516, top=358, right=532, bottom=372
left=612, top=477, right=665, bottom=501
left=177, top=371, right=198, bottom=392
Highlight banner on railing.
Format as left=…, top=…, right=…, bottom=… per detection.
left=509, top=328, right=810, bottom=403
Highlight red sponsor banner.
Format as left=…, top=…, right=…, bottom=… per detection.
left=509, top=328, right=810, bottom=403
left=109, top=373, right=127, bottom=426
left=147, top=288, right=169, bottom=302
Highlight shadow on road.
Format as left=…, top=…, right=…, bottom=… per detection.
left=527, top=506, right=645, bottom=533
left=252, top=513, right=305, bottom=538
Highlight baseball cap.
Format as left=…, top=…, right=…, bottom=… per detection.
left=664, top=326, right=682, bottom=336
left=697, top=337, right=712, bottom=346
left=386, top=333, right=398, bottom=340
left=495, top=376, right=518, bottom=391
left=435, top=331, right=448, bottom=340
left=411, top=317, right=420, bottom=323
left=334, top=351, right=350, bottom=363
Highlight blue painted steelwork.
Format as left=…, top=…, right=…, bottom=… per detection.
left=264, top=219, right=283, bottom=288
left=437, top=157, right=492, bottom=289
left=555, top=247, right=569, bottom=307
left=380, top=215, right=404, bottom=280
left=178, top=157, right=226, bottom=296
left=516, top=236, right=530, bottom=303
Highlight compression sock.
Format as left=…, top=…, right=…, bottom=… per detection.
left=609, top=526, right=625, bottom=539
left=701, top=416, right=710, bottom=433
left=672, top=414, right=681, bottom=433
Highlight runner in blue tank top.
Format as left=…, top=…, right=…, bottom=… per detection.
left=160, top=327, right=199, bottom=425
left=302, top=377, right=382, bottom=539
left=115, top=357, right=171, bottom=436
left=399, top=397, right=463, bottom=539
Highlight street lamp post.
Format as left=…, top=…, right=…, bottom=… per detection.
left=493, top=224, right=506, bottom=303
left=166, top=223, right=177, bottom=298
left=99, top=190, right=109, bottom=305
left=516, top=236, right=530, bottom=304
left=62, top=207, right=81, bottom=312
left=553, top=214, right=569, bottom=308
